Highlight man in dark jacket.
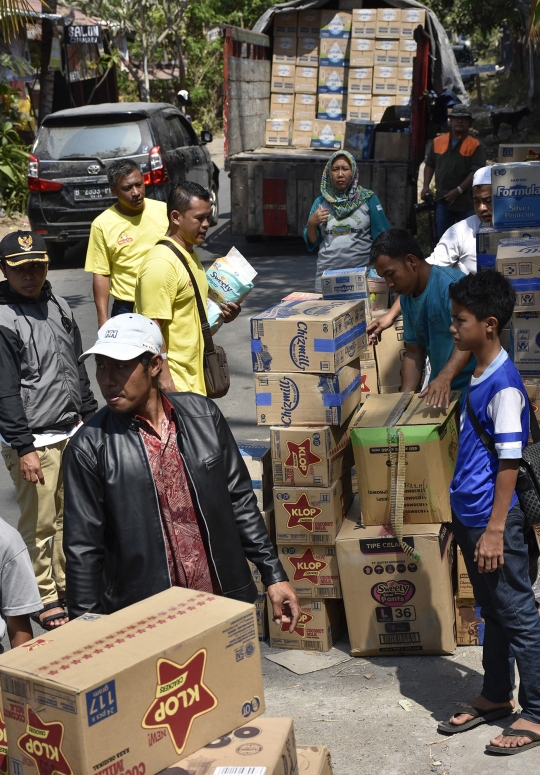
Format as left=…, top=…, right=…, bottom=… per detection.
left=63, top=313, right=300, bottom=630
left=0, top=231, right=97, bottom=630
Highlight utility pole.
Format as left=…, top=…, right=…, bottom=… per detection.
left=138, top=0, right=150, bottom=101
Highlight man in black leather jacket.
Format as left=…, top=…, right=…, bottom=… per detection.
left=63, top=313, right=300, bottom=631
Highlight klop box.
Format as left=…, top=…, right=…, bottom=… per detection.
left=271, top=424, right=353, bottom=487
left=278, top=545, right=342, bottom=598
left=273, top=475, right=352, bottom=545
left=492, top=162, right=540, bottom=228
left=267, top=599, right=346, bottom=651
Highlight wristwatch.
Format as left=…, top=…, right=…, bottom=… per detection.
left=457, top=185, right=463, bottom=195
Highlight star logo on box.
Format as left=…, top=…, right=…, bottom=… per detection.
left=283, top=493, right=322, bottom=532
left=288, top=547, right=328, bottom=584
left=0, top=709, right=7, bottom=775
left=17, top=707, right=72, bottom=775
left=281, top=611, right=314, bottom=636
left=21, top=638, right=52, bottom=651
left=284, top=439, right=321, bottom=477
left=361, top=373, right=371, bottom=394
left=142, top=649, right=217, bottom=755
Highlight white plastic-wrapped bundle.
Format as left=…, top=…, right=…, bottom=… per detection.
left=206, top=247, right=257, bottom=333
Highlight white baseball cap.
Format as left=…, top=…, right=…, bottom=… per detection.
left=472, top=166, right=492, bottom=187
left=80, top=313, right=162, bottom=362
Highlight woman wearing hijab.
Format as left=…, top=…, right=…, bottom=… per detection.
left=303, top=150, right=391, bottom=290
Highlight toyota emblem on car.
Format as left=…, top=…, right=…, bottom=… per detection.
left=87, top=164, right=100, bottom=174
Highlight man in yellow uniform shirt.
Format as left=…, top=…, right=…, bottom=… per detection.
left=85, top=159, right=169, bottom=328
left=135, top=182, right=240, bottom=394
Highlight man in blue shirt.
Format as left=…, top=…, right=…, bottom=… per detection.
left=370, top=229, right=475, bottom=406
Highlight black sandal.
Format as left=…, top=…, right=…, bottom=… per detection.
left=31, top=600, right=68, bottom=630
left=485, top=726, right=540, bottom=755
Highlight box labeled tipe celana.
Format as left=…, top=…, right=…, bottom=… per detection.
left=1, top=588, right=264, bottom=775
left=492, top=162, right=540, bottom=228
left=273, top=475, right=352, bottom=545
left=267, top=598, right=346, bottom=651
left=336, top=508, right=456, bottom=656
left=271, top=423, right=352, bottom=487
left=250, top=298, right=366, bottom=373
left=350, top=392, right=460, bottom=524
left=254, top=361, right=362, bottom=427
left=277, top=544, right=341, bottom=598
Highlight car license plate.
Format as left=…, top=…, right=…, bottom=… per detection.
left=74, top=186, right=112, bottom=201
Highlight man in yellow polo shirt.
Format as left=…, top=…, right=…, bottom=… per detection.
left=85, top=159, right=168, bottom=328
left=135, top=182, right=240, bottom=394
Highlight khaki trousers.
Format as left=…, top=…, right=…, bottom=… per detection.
left=1, top=439, right=68, bottom=605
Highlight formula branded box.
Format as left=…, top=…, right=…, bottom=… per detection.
left=374, top=38, right=400, bottom=65
left=376, top=8, right=401, bottom=38
left=317, top=94, right=346, bottom=121
left=271, top=63, right=296, bottom=93
left=298, top=8, right=321, bottom=37
left=294, top=92, right=317, bottom=119
left=292, top=118, right=315, bottom=148
left=336, top=508, right=456, bottom=656
left=497, top=235, right=540, bottom=261
left=360, top=358, right=379, bottom=401
left=401, top=8, right=426, bottom=37
left=268, top=599, right=346, bottom=651
left=311, top=119, right=345, bottom=150
left=321, top=267, right=369, bottom=300
left=346, top=95, right=372, bottom=121
left=277, top=544, right=341, bottom=598
left=320, top=10, right=351, bottom=39
left=273, top=476, right=352, bottom=545
left=274, top=10, right=297, bottom=36
left=492, top=162, right=540, bottom=228
left=477, top=224, right=540, bottom=269
left=371, top=95, right=396, bottom=122
left=160, top=717, right=297, bottom=774
left=271, top=424, right=353, bottom=488
left=510, top=309, right=540, bottom=375
left=350, top=37, right=375, bottom=67
left=456, top=545, right=474, bottom=597
left=373, top=65, right=397, bottom=95
left=319, top=38, right=350, bottom=67
left=237, top=440, right=272, bottom=510
left=350, top=392, right=460, bottom=524
left=297, top=745, right=333, bottom=775
left=352, top=8, right=377, bottom=38
left=318, top=66, right=348, bottom=94
left=295, top=65, right=318, bottom=93
left=499, top=144, right=540, bottom=163
left=250, top=298, right=366, bottom=373
left=399, top=37, right=418, bottom=65
left=374, top=314, right=405, bottom=390
left=1, top=589, right=264, bottom=775
left=348, top=66, right=373, bottom=94
left=254, top=361, right=362, bottom=427
left=265, top=118, right=291, bottom=147
left=270, top=92, right=295, bottom=120
left=455, top=598, right=485, bottom=646
left=273, top=36, right=298, bottom=64
left=297, top=35, right=319, bottom=65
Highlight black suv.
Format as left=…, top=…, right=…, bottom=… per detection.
left=28, top=102, right=219, bottom=261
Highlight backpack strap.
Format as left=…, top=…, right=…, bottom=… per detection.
left=466, top=391, right=496, bottom=456
left=529, top=400, right=540, bottom=444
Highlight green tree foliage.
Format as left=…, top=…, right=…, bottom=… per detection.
left=423, top=0, right=523, bottom=54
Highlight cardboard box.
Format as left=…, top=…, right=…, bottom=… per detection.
left=376, top=8, right=401, bottom=38
left=496, top=243, right=540, bottom=282
left=456, top=545, right=474, bottom=597
left=298, top=8, right=321, bottom=37
left=295, top=65, right=318, bottom=93
left=274, top=10, right=297, bottom=36
left=346, top=96, right=372, bottom=122
left=343, top=120, right=376, bottom=159
left=352, top=8, right=377, bottom=38
left=374, top=132, right=410, bottom=160
left=297, top=35, right=320, bottom=65
left=294, top=92, right=317, bottom=119
left=161, top=717, right=297, bottom=774
left=321, top=267, right=369, bottom=300
left=477, top=224, right=540, bottom=269
left=374, top=314, right=405, bottom=389
left=455, top=598, right=485, bottom=646
left=360, top=358, right=379, bottom=401
left=336, top=510, right=455, bottom=655
left=277, top=544, right=341, bottom=598
left=261, top=504, right=276, bottom=543
left=265, top=118, right=291, bottom=147
left=320, top=10, right=351, bottom=39
left=398, top=65, right=414, bottom=81
left=371, top=95, right=396, bottom=122
left=497, top=235, right=540, bottom=260
left=374, top=38, right=400, bottom=65
left=350, top=37, right=375, bottom=67
left=271, top=424, right=352, bottom=488
left=237, top=440, right=272, bottom=510
left=401, top=8, right=427, bottom=37
left=0, top=589, right=264, bottom=775
left=510, top=309, right=540, bottom=375
left=273, top=36, right=298, bottom=64
left=396, top=93, right=412, bottom=107
left=292, top=118, right=315, bottom=148
left=249, top=561, right=265, bottom=593
left=499, top=144, right=540, bottom=163
left=282, top=291, right=322, bottom=302
left=310, top=119, right=345, bottom=150
left=397, top=79, right=412, bottom=98
left=271, top=63, right=296, bottom=93
left=255, top=592, right=269, bottom=640
left=492, top=162, right=540, bottom=228
left=318, top=66, right=348, bottom=94
left=399, top=37, right=417, bottom=65
left=373, top=65, right=397, bottom=95
left=318, top=94, right=346, bottom=121
left=250, top=298, right=366, bottom=374
left=348, top=66, right=373, bottom=94
left=273, top=476, right=351, bottom=545
left=270, top=92, right=295, bottom=120
left=319, top=38, right=350, bottom=67
left=368, top=279, right=389, bottom=311
left=350, top=392, right=460, bottom=524
left=268, top=599, right=346, bottom=651
left=297, top=745, right=333, bottom=775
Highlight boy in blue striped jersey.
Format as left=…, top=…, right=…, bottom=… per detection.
left=439, top=270, right=540, bottom=755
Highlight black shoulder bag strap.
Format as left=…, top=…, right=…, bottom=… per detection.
left=157, top=239, right=216, bottom=356
left=466, top=390, right=540, bottom=453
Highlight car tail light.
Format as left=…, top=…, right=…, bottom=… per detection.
left=27, top=153, right=63, bottom=193
left=148, top=146, right=168, bottom=184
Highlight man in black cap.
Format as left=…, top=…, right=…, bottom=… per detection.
left=421, top=104, right=487, bottom=240
left=0, top=231, right=97, bottom=630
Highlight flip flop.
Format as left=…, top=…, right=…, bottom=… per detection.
left=438, top=704, right=515, bottom=735
left=485, top=726, right=540, bottom=755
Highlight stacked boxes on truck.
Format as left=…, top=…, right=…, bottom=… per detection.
left=312, top=10, right=351, bottom=150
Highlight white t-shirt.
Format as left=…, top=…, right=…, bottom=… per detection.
left=426, top=214, right=481, bottom=275
left=0, top=518, right=41, bottom=649
left=0, top=421, right=82, bottom=450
